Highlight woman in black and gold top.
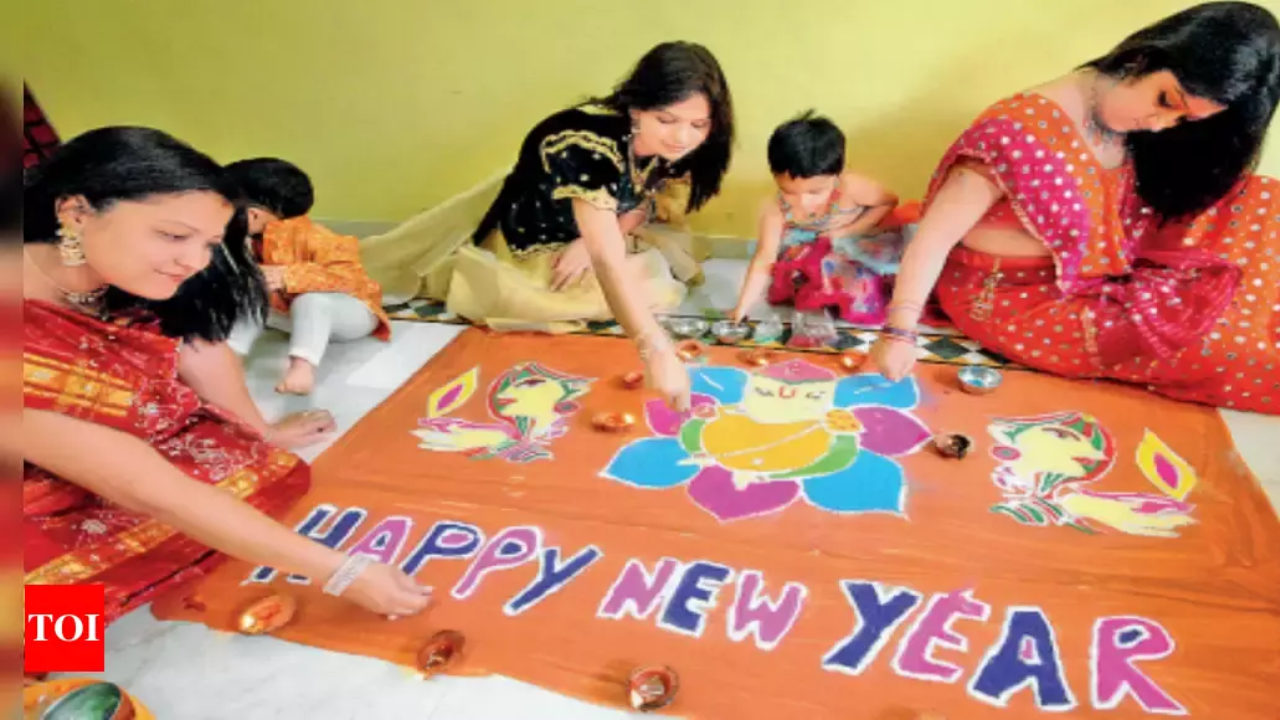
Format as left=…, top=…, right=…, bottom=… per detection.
left=367, top=41, right=734, bottom=411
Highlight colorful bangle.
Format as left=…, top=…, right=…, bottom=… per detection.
left=635, top=328, right=672, bottom=361
left=880, top=325, right=920, bottom=342
left=323, top=554, right=374, bottom=597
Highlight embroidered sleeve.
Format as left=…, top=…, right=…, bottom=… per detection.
left=539, top=129, right=625, bottom=212
left=276, top=222, right=375, bottom=297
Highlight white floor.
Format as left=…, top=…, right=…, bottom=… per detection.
left=56, top=259, right=1279, bottom=719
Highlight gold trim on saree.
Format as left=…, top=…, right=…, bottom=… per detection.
left=552, top=185, right=619, bottom=211
left=23, top=354, right=135, bottom=418
left=539, top=130, right=624, bottom=174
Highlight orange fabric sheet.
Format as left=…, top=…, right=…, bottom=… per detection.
left=154, top=329, right=1280, bottom=719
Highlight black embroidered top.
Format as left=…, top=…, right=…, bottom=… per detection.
left=473, top=105, right=679, bottom=252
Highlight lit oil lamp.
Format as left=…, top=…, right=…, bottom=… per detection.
left=627, top=665, right=679, bottom=712
left=237, top=594, right=297, bottom=635
left=417, top=630, right=466, bottom=677
left=593, top=412, right=637, bottom=433
left=838, top=350, right=867, bottom=372
left=675, top=340, right=705, bottom=362
left=739, top=349, right=776, bottom=367
left=933, top=433, right=973, bottom=459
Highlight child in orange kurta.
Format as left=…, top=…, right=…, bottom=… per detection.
left=227, top=159, right=391, bottom=394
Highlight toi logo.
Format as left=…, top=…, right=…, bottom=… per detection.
left=24, top=584, right=106, bottom=673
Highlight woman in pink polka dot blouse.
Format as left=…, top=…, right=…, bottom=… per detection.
left=872, top=2, right=1280, bottom=414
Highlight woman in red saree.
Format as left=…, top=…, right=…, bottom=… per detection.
left=874, top=2, right=1280, bottom=415
left=22, top=127, right=432, bottom=627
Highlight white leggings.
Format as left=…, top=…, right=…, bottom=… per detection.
left=228, top=292, right=378, bottom=366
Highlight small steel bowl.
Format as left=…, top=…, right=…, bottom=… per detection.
left=238, top=594, right=297, bottom=635
left=752, top=318, right=785, bottom=344
left=710, top=319, right=751, bottom=344
left=593, top=412, right=636, bottom=433
left=40, top=682, right=135, bottom=720
left=933, top=433, right=973, bottom=459
left=417, top=630, right=466, bottom=677
left=664, top=317, right=708, bottom=339
left=957, top=366, right=1003, bottom=395
left=627, top=665, right=679, bottom=712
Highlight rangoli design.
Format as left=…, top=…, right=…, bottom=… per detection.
left=987, top=414, right=1197, bottom=537
left=601, top=360, right=932, bottom=521
left=413, top=362, right=593, bottom=463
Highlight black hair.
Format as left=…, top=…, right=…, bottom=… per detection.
left=1086, top=1, right=1280, bottom=218
left=768, top=110, right=846, bottom=178
left=24, top=126, right=267, bottom=342
left=595, top=41, right=735, bottom=213
left=224, top=157, right=315, bottom=219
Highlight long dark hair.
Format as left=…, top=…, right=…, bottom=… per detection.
left=24, top=126, right=267, bottom=342
left=1086, top=1, right=1280, bottom=218
left=596, top=41, right=735, bottom=213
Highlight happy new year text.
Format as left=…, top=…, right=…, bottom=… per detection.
left=245, top=505, right=1186, bottom=716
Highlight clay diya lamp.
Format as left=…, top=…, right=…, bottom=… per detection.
left=838, top=349, right=868, bottom=372
left=237, top=593, right=297, bottom=636
left=932, top=433, right=973, bottom=459
left=739, top=348, right=776, bottom=368
left=957, top=366, right=1003, bottom=396
left=417, top=630, right=466, bottom=677
left=675, top=339, right=706, bottom=362
left=619, top=370, right=645, bottom=390
left=627, top=665, right=679, bottom=712
left=592, top=411, right=636, bottom=433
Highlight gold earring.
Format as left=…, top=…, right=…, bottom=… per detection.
left=57, top=224, right=87, bottom=266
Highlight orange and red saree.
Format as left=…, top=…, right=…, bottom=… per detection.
left=930, top=93, right=1280, bottom=414
left=23, top=300, right=311, bottom=623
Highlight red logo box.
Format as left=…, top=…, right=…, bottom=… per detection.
left=24, top=585, right=106, bottom=673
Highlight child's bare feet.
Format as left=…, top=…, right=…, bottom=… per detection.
left=276, top=357, right=317, bottom=395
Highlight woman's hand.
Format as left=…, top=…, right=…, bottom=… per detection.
left=266, top=410, right=336, bottom=449
left=551, top=240, right=593, bottom=291
left=344, top=562, right=433, bottom=619
left=871, top=336, right=918, bottom=381
left=645, top=346, right=692, bottom=412
left=729, top=303, right=750, bottom=325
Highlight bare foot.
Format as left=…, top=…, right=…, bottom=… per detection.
left=276, top=357, right=317, bottom=395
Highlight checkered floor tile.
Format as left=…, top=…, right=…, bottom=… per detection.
left=384, top=305, right=1017, bottom=369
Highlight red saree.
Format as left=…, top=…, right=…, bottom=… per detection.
left=930, top=92, right=1280, bottom=414
left=23, top=300, right=311, bottom=623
